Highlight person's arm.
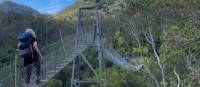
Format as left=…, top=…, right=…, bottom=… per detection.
left=33, top=41, right=43, bottom=60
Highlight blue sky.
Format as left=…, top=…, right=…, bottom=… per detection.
left=0, top=0, right=76, bottom=14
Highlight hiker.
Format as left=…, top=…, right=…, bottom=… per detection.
left=17, top=28, right=43, bottom=87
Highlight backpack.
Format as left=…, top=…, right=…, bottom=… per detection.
left=17, top=32, right=33, bottom=58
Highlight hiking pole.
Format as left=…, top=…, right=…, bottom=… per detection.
left=15, top=54, right=18, bottom=87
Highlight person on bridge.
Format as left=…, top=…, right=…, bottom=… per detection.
left=17, top=28, right=43, bottom=87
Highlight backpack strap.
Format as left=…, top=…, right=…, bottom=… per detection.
left=30, top=43, right=34, bottom=58
left=29, top=37, right=35, bottom=58
left=30, top=38, right=37, bottom=58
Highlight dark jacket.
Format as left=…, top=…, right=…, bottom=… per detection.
left=24, top=37, right=39, bottom=66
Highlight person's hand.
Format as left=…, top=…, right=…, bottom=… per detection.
left=39, top=56, right=43, bottom=61
left=16, top=49, right=19, bottom=52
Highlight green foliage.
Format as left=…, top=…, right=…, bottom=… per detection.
left=160, top=25, right=200, bottom=64
left=0, top=0, right=199, bottom=86
left=112, top=30, right=133, bottom=56
left=158, top=24, right=200, bottom=86
left=132, top=46, right=149, bottom=57
left=45, top=79, right=63, bottom=87
left=90, top=68, right=149, bottom=87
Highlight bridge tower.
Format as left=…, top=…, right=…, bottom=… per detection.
left=71, top=0, right=104, bottom=87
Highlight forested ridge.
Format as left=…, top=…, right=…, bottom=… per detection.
left=0, top=0, right=200, bottom=87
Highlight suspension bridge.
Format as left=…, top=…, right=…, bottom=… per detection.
left=0, top=2, right=143, bottom=87
left=0, top=30, right=143, bottom=87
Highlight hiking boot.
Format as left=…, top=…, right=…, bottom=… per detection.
left=26, top=83, right=30, bottom=87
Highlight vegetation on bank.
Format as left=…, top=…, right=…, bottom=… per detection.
left=0, top=0, right=200, bottom=87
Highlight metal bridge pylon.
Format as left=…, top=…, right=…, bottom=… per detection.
left=71, top=3, right=104, bottom=87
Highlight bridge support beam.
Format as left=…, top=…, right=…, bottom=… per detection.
left=71, top=1, right=104, bottom=87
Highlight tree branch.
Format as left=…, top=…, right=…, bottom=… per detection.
left=131, top=58, right=160, bottom=87
left=173, top=65, right=181, bottom=87
left=145, top=29, right=167, bottom=87
left=144, top=65, right=160, bottom=87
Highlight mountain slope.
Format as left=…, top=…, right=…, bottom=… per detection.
left=0, top=1, right=40, bottom=15
left=55, top=4, right=77, bottom=23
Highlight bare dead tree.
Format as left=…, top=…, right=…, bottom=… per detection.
left=185, top=55, right=193, bottom=71
left=130, top=58, right=160, bottom=87
left=143, top=65, right=160, bottom=87
left=160, top=16, right=167, bottom=34
left=173, top=65, right=181, bottom=87
left=144, top=29, right=167, bottom=87
left=185, top=50, right=200, bottom=86
left=129, top=18, right=160, bottom=87
left=129, top=18, right=141, bottom=47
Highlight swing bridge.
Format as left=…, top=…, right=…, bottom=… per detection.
left=0, top=2, right=143, bottom=87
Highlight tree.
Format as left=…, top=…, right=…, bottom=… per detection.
left=160, top=25, right=200, bottom=86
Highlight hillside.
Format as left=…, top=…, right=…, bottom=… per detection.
left=49, top=0, right=200, bottom=87
left=0, top=1, right=40, bottom=15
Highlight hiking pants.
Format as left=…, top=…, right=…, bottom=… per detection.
left=25, top=61, right=40, bottom=84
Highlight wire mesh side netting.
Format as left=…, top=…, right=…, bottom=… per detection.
left=0, top=30, right=94, bottom=87
left=15, top=34, right=76, bottom=87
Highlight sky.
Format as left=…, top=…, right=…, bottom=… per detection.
left=0, top=0, right=76, bottom=14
